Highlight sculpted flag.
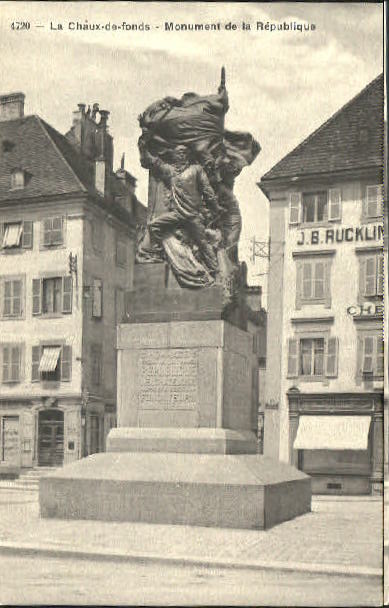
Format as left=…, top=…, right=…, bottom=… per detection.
left=138, top=89, right=260, bottom=175
left=137, top=71, right=260, bottom=290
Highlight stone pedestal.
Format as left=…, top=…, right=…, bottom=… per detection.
left=40, top=318, right=311, bottom=529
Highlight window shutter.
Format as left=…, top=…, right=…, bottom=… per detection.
left=92, top=279, right=102, bottom=318
left=325, top=337, right=338, bottom=377
left=324, top=261, right=331, bottom=308
left=31, top=346, right=41, bottom=382
left=375, top=336, right=384, bottom=376
left=366, top=185, right=381, bottom=218
left=362, top=336, right=374, bottom=373
left=11, top=346, right=20, bottom=382
left=52, top=217, right=64, bottom=245
left=32, top=279, right=42, bottom=315
left=287, top=338, right=298, bottom=377
left=61, top=345, right=72, bottom=381
left=62, top=276, right=73, bottom=313
left=22, top=221, right=33, bottom=249
left=302, top=262, right=312, bottom=298
left=3, top=280, right=11, bottom=316
left=43, top=218, right=52, bottom=246
left=314, top=261, right=325, bottom=299
left=328, top=188, right=341, bottom=221
left=289, top=193, right=301, bottom=224
left=295, top=263, right=302, bottom=310
left=376, top=255, right=384, bottom=296
left=12, top=280, right=21, bottom=316
left=2, top=346, right=10, bottom=383
left=364, top=257, right=376, bottom=296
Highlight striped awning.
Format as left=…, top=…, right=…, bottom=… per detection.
left=39, top=347, right=61, bottom=372
left=2, top=223, right=22, bottom=248
left=294, top=416, right=371, bottom=450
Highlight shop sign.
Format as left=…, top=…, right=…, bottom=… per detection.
left=347, top=303, right=384, bottom=317
left=297, top=223, right=383, bottom=246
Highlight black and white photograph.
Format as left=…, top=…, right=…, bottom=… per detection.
left=0, top=1, right=386, bottom=605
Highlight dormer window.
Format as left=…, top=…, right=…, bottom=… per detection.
left=11, top=169, right=25, bottom=190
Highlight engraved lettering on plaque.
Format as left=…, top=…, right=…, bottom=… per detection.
left=138, top=350, right=198, bottom=410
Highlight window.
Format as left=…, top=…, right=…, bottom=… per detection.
left=32, top=276, right=72, bottom=315
left=358, top=335, right=384, bottom=378
left=1, top=344, right=22, bottom=383
left=302, top=192, right=328, bottom=223
left=91, top=218, right=103, bottom=253
left=116, top=238, right=127, bottom=267
left=11, top=170, right=25, bottom=190
left=364, top=185, right=383, bottom=219
left=32, top=344, right=72, bottom=383
left=287, top=336, right=338, bottom=379
left=115, top=288, right=125, bottom=324
left=92, top=279, right=103, bottom=318
left=295, top=257, right=332, bottom=308
left=359, top=253, right=384, bottom=298
left=1, top=221, right=33, bottom=250
left=300, top=338, right=324, bottom=376
left=41, top=217, right=64, bottom=247
left=1, top=278, right=23, bottom=318
left=289, top=189, right=341, bottom=225
left=91, top=344, right=102, bottom=385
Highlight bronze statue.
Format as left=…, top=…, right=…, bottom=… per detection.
left=136, top=68, right=260, bottom=290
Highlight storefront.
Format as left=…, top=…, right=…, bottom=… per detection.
left=0, top=397, right=113, bottom=471
left=288, top=391, right=383, bottom=495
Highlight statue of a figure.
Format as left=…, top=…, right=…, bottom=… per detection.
left=136, top=68, right=260, bottom=291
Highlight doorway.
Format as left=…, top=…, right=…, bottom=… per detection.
left=38, top=409, right=64, bottom=466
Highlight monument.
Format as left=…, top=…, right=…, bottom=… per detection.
left=40, top=69, right=311, bottom=529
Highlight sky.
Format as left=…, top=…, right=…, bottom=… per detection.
left=0, top=1, right=384, bottom=291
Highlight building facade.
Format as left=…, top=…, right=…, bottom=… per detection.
left=259, top=74, right=384, bottom=495
left=0, top=93, right=144, bottom=471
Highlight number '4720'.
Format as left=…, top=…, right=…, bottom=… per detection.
left=11, top=21, right=30, bottom=30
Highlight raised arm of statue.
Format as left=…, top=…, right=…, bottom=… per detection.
left=139, top=141, right=176, bottom=186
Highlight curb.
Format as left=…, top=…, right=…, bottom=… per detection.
left=0, top=541, right=381, bottom=579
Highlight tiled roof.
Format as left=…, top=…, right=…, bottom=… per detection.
left=261, top=74, right=384, bottom=182
left=0, top=114, right=144, bottom=227
left=0, top=115, right=89, bottom=202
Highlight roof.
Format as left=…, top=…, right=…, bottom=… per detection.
left=0, top=113, right=142, bottom=227
left=0, top=115, right=89, bottom=201
left=261, top=73, right=384, bottom=182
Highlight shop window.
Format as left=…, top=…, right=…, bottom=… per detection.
left=1, top=344, right=22, bottom=383
left=41, top=216, right=64, bottom=247
left=31, top=344, right=72, bottom=383
left=1, top=277, right=23, bottom=318
left=359, top=253, right=384, bottom=298
left=363, top=185, right=383, bottom=219
left=287, top=336, right=338, bottom=379
left=295, top=258, right=332, bottom=308
left=289, top=189, right=341, bottom=225
left=1, top=221, right=33, bottom=250
left=357, top=334, right=384, bottom=379
left=32, top=276, right=72, bottom=315
left=90, top=344, right=102, bottom=385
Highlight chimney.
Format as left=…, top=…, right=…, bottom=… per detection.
left=0, top=92, right=25, bottom=122
left=95, top=109, right=113, bottom=197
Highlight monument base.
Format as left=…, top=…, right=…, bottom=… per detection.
left=40, top=452, right=311, bottom=530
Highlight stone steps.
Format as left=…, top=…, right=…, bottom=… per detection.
left=0, top=467, right=58, bottom=491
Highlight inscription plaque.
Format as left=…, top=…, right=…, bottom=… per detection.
left=138, top=350, right=198, bottom=410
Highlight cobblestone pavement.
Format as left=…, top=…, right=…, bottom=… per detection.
left=0, top=491, right=382, bottom=572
